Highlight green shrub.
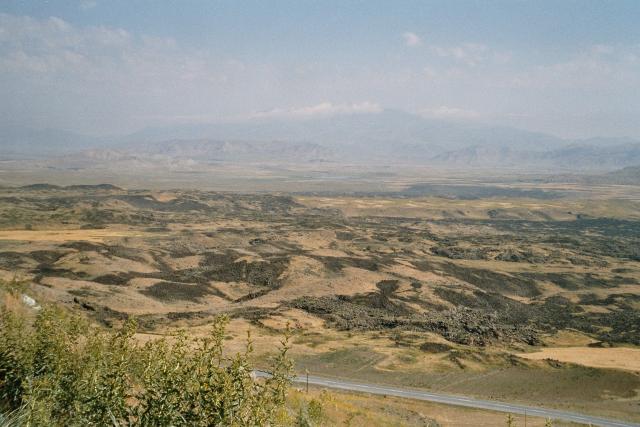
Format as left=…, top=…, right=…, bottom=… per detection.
left=306, top=398, right=323, bottom=424
left=0, top=303, right=292, bottom=426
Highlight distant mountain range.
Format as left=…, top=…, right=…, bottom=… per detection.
left=0, top=125, right=104, bottom=158
left=432, top=142, right=640, bottom=170
left=2, top=110, right=640, bottom=172
left=584, top=165, right=640, bottom=185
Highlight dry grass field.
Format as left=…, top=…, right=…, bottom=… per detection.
left=1, top=182, right=639, bottom=424
left=518, top=347, right=640, bottom=371
left=288, top=387, right=582, bottom=426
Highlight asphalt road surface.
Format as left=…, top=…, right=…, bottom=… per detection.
left=265, top=372, right=639, bottom=427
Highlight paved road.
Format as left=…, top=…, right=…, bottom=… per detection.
left=258, top=372, right=639, bottom=427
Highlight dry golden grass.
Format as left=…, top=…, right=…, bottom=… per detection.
left=0, top=229, right=154, bottom=242
left=290, top=387, right=578, bottom=426
left=518, top=347, right=640, bottom=372
left=162, top=254, right=204, bottom=270
left=55, top=251, right=156, bottom=275
left=542, top=330, right=598, bottom=347
left=296, top=195, right=640, bottom=220
left=150, top=191, right=179, bottom=202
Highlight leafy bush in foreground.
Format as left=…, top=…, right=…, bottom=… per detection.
left=0, top=303, right=292, bottom=426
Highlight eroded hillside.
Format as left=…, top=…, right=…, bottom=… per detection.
left=1, top=185, right=640, bottom=421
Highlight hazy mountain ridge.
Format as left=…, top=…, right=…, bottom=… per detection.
left=123, top=110, right=566, bottom=154
left=3, top=110, right=640, bottom=172
left=432, top=142, right=640, bottom=170
left=583, top=165, right=640, bottom=185
left=540, top=144, right=640, bottom=169
left=129, top=139, right=334, bottom=161
left=78, top=139, right=335, bottom=163
left=0, top=125, right=104, bottom=158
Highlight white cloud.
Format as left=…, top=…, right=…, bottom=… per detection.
left=0, top=13, right=270, bottom=132
left=79, top=0, right=98, bottom=10
left=418, top=106, right=481, bottom=120
left=0, top=14, right=390, bottom=133
left=251, top=102, right=382, bottom=119
left=431, top=43, right=489, bottom=66
left=402, top=32, right=422, bottom=47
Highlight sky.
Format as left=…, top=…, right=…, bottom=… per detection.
left=1, top=0, right=639, bottom=139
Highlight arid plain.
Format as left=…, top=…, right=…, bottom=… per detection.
left=1, top=177, right=639, bottom=425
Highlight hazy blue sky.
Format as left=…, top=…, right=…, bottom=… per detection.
left=1, top=0, right=639, bottom=138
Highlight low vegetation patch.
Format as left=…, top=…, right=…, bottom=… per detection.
left=290, top=294, right=539, bottom=346
left=140, top=280, right=214, bottom=302
left=0, top=298, right=293, bottom=426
